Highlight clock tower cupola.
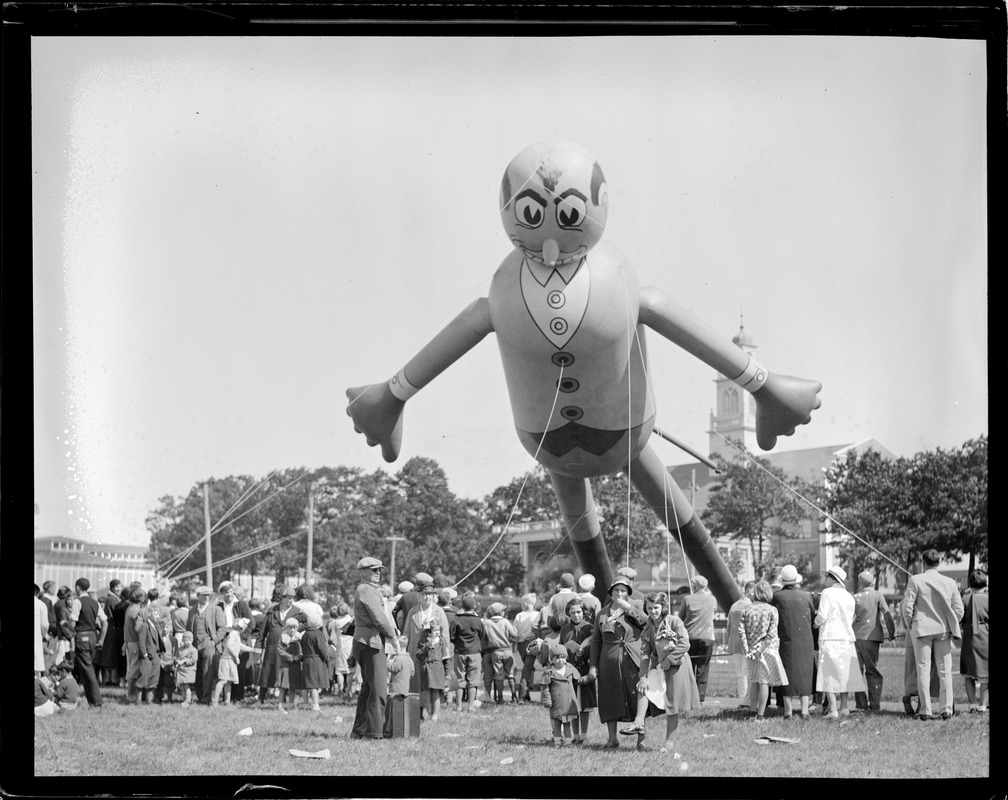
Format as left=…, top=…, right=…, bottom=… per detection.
left=709, top=314, right=759, bottom=461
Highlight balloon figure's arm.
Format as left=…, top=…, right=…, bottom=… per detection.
left=638, top=286, right=822, bottom=450
left=345, top=297, right=493, bottom=462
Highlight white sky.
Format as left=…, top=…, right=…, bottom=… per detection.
left=32, top=36, right=988, bottom=548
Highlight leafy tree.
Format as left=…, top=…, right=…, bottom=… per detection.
left=822, top=438, right=988, bottom=592
left=900, top=438, right=987, bottom=573
left=309, top=466, right=398, bottom=600
left=822, top=449, right=918, bottom=589
left=701, top=450, right=811, bottom=577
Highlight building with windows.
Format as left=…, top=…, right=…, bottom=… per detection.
left=34, top=536, right=155, bottom=594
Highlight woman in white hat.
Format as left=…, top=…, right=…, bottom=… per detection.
left=814, top=566, right=866, bottom=719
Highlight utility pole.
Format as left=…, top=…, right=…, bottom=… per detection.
left=385, top=536, right=407, bottom=590
left=203, top=481, right=213, bottom=589
left=306, top=489, right=314, bottom=584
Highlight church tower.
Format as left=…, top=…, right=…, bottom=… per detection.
left=709, top=315, right=759, bottom=461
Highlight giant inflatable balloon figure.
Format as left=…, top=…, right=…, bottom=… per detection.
left=347, top=141, right=822, bottom=612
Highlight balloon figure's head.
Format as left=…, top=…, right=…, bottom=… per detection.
left=499, top=140, right=608, bottom=267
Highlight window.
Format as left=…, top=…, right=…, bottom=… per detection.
left=722, top=388, right=739, bottom=416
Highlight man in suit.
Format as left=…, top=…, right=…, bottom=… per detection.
left=187, top=586, right=218, bottom=704
left=903, top=549, right=964, bottom=720
left=852, top=570, right=896, bottom=713
left=351, top=556, right=400, bottom=739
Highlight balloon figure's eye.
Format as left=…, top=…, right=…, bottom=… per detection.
left=515, top=195, right=546, bottom=228
left=556, top=194, right=587, bottom=229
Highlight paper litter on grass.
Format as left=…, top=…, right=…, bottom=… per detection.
left=438, top=732, right=461, bottom=737
left=238, top=727, right=253, bottom=736
left=289, top=748, right=331, bottom=759
left=754, top=735, right=800, bottom=745
left=499, top=757, right=514, bottom=765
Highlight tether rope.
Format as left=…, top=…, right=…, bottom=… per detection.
left=162, top=469, right=312, bottom=580
left=448, top=364, right=565, bottom=590
left=712, top=430, right=912, bottom=577
left=155, top=469, right=278, bottom=574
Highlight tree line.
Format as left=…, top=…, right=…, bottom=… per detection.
left=146, top=435, right=986, bottom=599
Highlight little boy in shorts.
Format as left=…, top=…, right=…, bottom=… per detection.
left=450, top=593, right=484, bottom=712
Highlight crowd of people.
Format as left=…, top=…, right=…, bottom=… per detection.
left=726, top=553, right=989, bottom=722
left=34, top=547, right=989, bottom=750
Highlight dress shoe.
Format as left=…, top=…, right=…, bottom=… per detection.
left=940, top=711, right=953, bottom=720
left=917, top=714, right=933, bottom=721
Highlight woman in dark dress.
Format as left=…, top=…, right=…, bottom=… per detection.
left=257, top=585, right=306, bottom=703
left=588, top=575, right=656, bottom=748
left=960, top=569, right=989, bottom=713
left=98, top=582, right=123, bottom=685
left=113, top=582, right=140, bottom=683
left=771, top=566, right=816, bottom=718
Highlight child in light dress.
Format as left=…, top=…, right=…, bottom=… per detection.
left=327, top=603, right=353, bottom=698
left=540, top=643, right=581, bottom=747
left=384, top=634, right=416, bottom=737
left=278, top=616, right=303, bottom=712
left=174, top=631, right=198, bottom=705
left=213, top=617, right=258, bottom=706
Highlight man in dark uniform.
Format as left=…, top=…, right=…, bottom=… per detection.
left=69, top=577, right=107, bottom=708
left=351, top=556, right=400, bottom=739
left=852, top=569, right=896, bottom=713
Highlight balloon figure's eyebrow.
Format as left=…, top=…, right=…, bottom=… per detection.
left=555, top=189, right=588, bottom=205
left=515, top=188, right=549, bottom=205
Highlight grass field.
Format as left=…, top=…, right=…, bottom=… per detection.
left=33, top=648, right=989, bottom=781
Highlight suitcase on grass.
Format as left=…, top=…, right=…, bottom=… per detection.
left=389, top=692, right=421, bottom=738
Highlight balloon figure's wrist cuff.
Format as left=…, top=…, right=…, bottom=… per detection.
left=732, top=355, right=768, bottom=393
left=389, top=369, right=420, bottom=401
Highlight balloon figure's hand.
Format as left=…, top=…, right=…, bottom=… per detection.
left=346, top=382, right=405, bottom=463
left=754, top=373, right=822, bottom=450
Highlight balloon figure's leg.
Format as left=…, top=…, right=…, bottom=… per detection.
left=629, top=443, right=742, bottom=612
left=547, top=471, right=615, bottom=601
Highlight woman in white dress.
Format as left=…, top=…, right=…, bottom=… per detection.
left=814, top=566, right=866, bottom=719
